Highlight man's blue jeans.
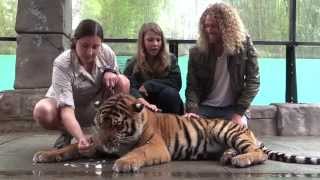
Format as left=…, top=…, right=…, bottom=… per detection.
left=198, top=105, right=248, bottom=126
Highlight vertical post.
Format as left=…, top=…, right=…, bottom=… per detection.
left=286, top=0, right=297, bottom=103
left=285, top=45, right=297, bottom=103
left=168, top=40, right=179, bottom=58
left=15, top=0, right=71, bottom=89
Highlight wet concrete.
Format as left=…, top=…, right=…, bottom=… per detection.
left=1, top=133, right=320, bottom=180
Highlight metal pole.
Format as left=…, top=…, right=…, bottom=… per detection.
left=168, top=40, right=179, bottom=58
left=286, top=0, right=297, bottom=103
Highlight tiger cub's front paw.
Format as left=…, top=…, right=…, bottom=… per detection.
left=33, top=151, right=63, bottom=163
left=112, top=158, right=143, bottom=173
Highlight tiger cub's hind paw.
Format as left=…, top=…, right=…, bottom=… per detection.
left=231, top=155, right=253, bottom=167
left=220, top=149, right=238, bottom=165
left=33, top=151, right=63, bottom=163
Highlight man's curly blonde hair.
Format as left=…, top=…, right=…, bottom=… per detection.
left=198, top=2, right=247, bottom=55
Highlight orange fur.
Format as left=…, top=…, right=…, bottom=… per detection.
left=33, top=93, right=268, bottom=173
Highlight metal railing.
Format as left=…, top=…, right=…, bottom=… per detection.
left=1, top=36, right=320, bottom=103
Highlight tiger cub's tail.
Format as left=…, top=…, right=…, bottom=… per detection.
left=260, top=144, right=320, bottom=165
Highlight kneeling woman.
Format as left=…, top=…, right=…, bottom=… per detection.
left=124, top=22, right=184, bottom=114
left=33, top=19, right=130, bottom=152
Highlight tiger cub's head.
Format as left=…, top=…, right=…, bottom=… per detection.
left=94, top=93, right=146, bottom=154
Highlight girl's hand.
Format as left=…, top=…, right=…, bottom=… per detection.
left=138, top=85, right=148, bottom=97
left=183, top=113, right=200, bottom=118
left=137, top=98, right=161, bottom=112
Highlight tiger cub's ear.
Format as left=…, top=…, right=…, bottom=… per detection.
left=132, top=103, right=144, bottom=112
left=94, top=101, right=101, bottom=109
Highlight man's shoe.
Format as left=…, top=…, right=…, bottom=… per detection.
left=53, top=132, right=72, bottom=149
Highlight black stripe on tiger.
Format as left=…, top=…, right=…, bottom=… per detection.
left=261, top=147, right=320, bottom=165
left=216, top=121, right=229, bottom=142
left=189, top=118, right=204, bottom=158
left=181, top=120, right=192, bottom=159
left=234, top=139, right=248, bottom=151
left=224, top=123, right=240, bottom=146
left=176, top=116, right=184, bottom=130
left=127, top=116, right=136, bottom=137
left=172, top=132, right=181, bottom=159
left=197, top=119, right=208, bottom=158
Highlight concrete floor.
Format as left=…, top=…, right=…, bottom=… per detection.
left=1, top=133, right=320, bottom=180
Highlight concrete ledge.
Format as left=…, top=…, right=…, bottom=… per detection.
left=275, top=103, right=320, bottom=136
left=248, top=103, right=320, bottom=136
left=247, top=105, right=278, bottom=136
left=0, top=89, right=46, bottom=121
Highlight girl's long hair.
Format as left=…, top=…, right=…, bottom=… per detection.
left=134, top=22, right=170, bottom=78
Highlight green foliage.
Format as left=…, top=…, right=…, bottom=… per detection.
left=79, top=0, right=167, bottom=55
left=0, top=0, right=17, bottom=54
left=0, top=0, right=17, bottom=37
left=80, top=0, right=167, bottom=38
left=0, top=0, right=319, bottom=57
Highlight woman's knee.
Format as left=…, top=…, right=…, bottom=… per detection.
left=33, top=98, right=59, bottom=129
left=117, top=74, right=130, bottom=93
left=158, top=87, right=184, bottom=114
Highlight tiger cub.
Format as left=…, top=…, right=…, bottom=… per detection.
left=33, top=93, right=320, bottom=173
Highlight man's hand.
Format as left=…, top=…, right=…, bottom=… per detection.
left=231, top=113, right=244, bottom=126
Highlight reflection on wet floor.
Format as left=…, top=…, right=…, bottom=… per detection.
left=1, top=169, right=320, bottom=179
left=28, top=160, right=320, bottom=179
left=2, top=134, right=320, bottom=180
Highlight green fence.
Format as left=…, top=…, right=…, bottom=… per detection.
left=1, top=55, right=319, bottom=104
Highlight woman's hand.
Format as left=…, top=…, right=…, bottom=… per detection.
left=103, top=72, right=119, bottom=88
left=77, top=136, right=94, bottom=156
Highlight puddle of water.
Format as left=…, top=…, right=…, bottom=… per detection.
left=1, top=169, right=320, bottom=179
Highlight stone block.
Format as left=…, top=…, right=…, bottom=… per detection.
left=0, top=89, right=47, bottom=122
left=247, top=105, right=277, bottom=119
left=247, top=105, right=278, bottom=136
left=15, top=0, right=72, bottom=36
left=248, top=118, right=277, bottom=136
left=15, top=34, right=69, bottom=89
left=0, top=120, right=42, bottom=133
left=275, top=103, right=320, bottom=136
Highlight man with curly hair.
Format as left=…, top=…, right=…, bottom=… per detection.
left=185, top=2, right=260, bottom=126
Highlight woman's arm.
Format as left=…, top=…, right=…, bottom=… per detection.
left=60, top=107, right=91, bottom=153
left=60, top=107, right=86, bottom=141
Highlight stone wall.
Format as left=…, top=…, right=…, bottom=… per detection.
left=0, top=0, right=72, bottom=132
left=15, top=0, right=71, bottom=88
